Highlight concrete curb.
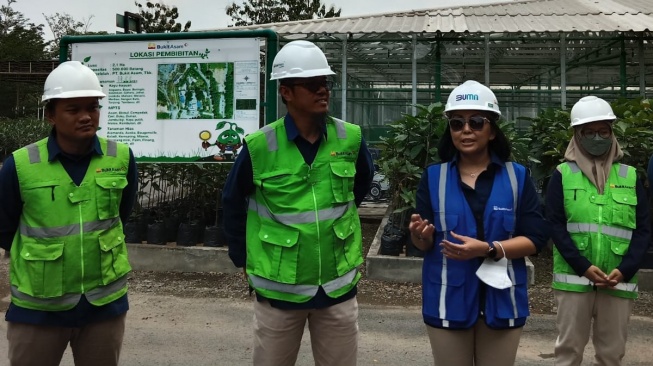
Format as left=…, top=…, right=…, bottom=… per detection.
left=126, top=243, right=238, bottom=274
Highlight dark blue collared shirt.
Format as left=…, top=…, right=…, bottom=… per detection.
left=222, top=114, right=374, bottom=310
left=0, top=130, right=138, bottom=327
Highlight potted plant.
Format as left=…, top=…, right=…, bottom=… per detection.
left=377, top=103, right=447, bottom=256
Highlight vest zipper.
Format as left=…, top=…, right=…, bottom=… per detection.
left=596, top=202, right=603, bottom=273
left=79, top=203, right=85, bottom=293
left=309, top=167, right=322, bottom=284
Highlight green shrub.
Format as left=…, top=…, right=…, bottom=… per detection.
left=525, top=98, right=653, bottom=188
left=377, top=103, right=447, bottom=213
left=0, top=118, right=51, bottom=160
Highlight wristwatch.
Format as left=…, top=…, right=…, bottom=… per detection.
left=487, top=241, right=497, bottom=259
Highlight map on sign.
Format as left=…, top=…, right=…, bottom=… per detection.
left=156, top=63, right=235, bottom=120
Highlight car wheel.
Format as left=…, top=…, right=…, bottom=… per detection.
left=369, top=182, right=382, bottom=201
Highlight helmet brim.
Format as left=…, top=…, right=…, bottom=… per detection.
left=42, top=90, right=107, bottom=104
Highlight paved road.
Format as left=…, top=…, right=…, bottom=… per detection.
left=2, top=294, right=651, bottom=366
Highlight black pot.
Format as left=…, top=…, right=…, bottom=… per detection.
left=123, top=221, right=140, bottom=243
left=177, top=222, right=199, bottom=246
left=146, top=222, right=166, bottom=245
left=204, top=226, right=224, bottom=247
left=163, top=216, right=180, bottom=242
left=135, top=218, right=149, bottom=244
left=379, top=223, right=405, bottom=256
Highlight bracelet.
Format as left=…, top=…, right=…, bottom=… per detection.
left=493, top=241, right=506, bottom=259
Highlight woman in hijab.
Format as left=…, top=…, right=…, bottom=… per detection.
left=546, top=96, right=651, bottom=366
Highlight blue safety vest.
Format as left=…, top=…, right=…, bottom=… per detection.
left=423, top=161, right=530, bottom=329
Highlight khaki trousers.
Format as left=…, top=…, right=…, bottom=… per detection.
left=6, top=313, right=126, bottom=366
left=253, top=296, right=359, bottom=366
left=554, top=290, right=633, bottom=366
left=426, top=320, right=523, bottom=366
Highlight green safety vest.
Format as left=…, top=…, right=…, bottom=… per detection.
left=552, top=161, right=639, bottom=299
left=10, top=137, right=132, bottom=311
left=245, top=116, right=364, bottom=303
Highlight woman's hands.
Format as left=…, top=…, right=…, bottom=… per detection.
left=584, top=266, right=623, bottom=288
left=408, top=214, right=435, bottom=251
left=409, top=216, right=490, bottom=259
left=440, top=231, right=489, bottom=260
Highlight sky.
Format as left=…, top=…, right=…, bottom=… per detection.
left=13, top=0, right=505, bottom=41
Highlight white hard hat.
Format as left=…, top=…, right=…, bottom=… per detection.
left=42, top=61, right=106, bottom=103
left=445, top=80, right=501, bottom=117
left=270, top=40, right=335, bottom=80
left=570, top=96, right=616, bottom=127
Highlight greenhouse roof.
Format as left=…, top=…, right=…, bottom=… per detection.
left=210, top=0, right=652, bottom=35
left=204, top=0, right=652, bottom=103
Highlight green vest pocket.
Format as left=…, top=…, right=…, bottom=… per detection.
left=257, top=222, right=300, bottom=283
left=333, top=211, right=362, bottom=275
left=98, top=229, right=131, bottom=285
left=19, top=242, right=64, bottom=298
left=95, top=176, right=128, bottom=219
left=329, top=161, right=356, bottom=203
left=610, top=191, right=637, bottom=229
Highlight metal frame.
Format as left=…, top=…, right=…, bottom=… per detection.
left=269, top=31, right=652, bottom=138
left=59, top=30, right=280, bottom=124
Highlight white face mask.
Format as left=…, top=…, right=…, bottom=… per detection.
left=475, top=257, right=512, bottom=289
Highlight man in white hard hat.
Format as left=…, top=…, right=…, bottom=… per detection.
left=223, top=40, right=374, bottom=365
left=546, top=96, right=650, bottom=366
left=0, top=61, right=138, bottom=366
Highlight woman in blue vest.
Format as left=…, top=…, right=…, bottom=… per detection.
left=408, top=80, right=549, bottom=366
left=546, top=96, right=650, bottom=366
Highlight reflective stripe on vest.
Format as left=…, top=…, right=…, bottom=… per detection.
left=437, top=162, right=449, bottom=328
left=261, top=118, right=349, bottom=153
left=553, top=273, right=638, bottom=292
left=26, top=140, right=118, bottom=163
left=10, top=275, right=129, bottom=307
left=20, top=217, right=121, bottom=238
left=567, top=161, right=629, bottom=178
left=249, top=269, right=357, bottom=297
left=248, top=199, right=353, bottom=225
left=436, top=162, right=519, bottom=328
left=504, top=162, right=519, bottom=327
left=566, top=222, right=633, bottom=241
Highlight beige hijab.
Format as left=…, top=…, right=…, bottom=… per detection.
left=563, top=126, right=623, bottom=194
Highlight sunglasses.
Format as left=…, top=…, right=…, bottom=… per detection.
left=286, top=80, right=334, bottom=93
left=580, top=127, right=612, bottom=139
left=448, top=116, right=490, bottom=132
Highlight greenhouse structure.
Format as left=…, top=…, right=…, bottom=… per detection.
left=212, top=0, right=652, bottom=142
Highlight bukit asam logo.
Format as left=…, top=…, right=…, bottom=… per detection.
left=147, top=42, right=188, bottom=50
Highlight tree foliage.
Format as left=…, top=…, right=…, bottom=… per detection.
left=135, top=1, right=191, bottom=33
left=0, top=0, right=46, bottom=60
left=43, top=13, right=107, bottom=59
left=0, top=0, right=47, bottom=118
left=226, top=0, right=341, bottom=27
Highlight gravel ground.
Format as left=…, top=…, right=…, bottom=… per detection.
left=2, top=221, right=652, bottom=317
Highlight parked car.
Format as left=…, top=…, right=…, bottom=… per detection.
left=367, top=171, right=390, bottom=201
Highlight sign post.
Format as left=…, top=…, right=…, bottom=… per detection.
left=116, top=12, right=142, bottom=34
